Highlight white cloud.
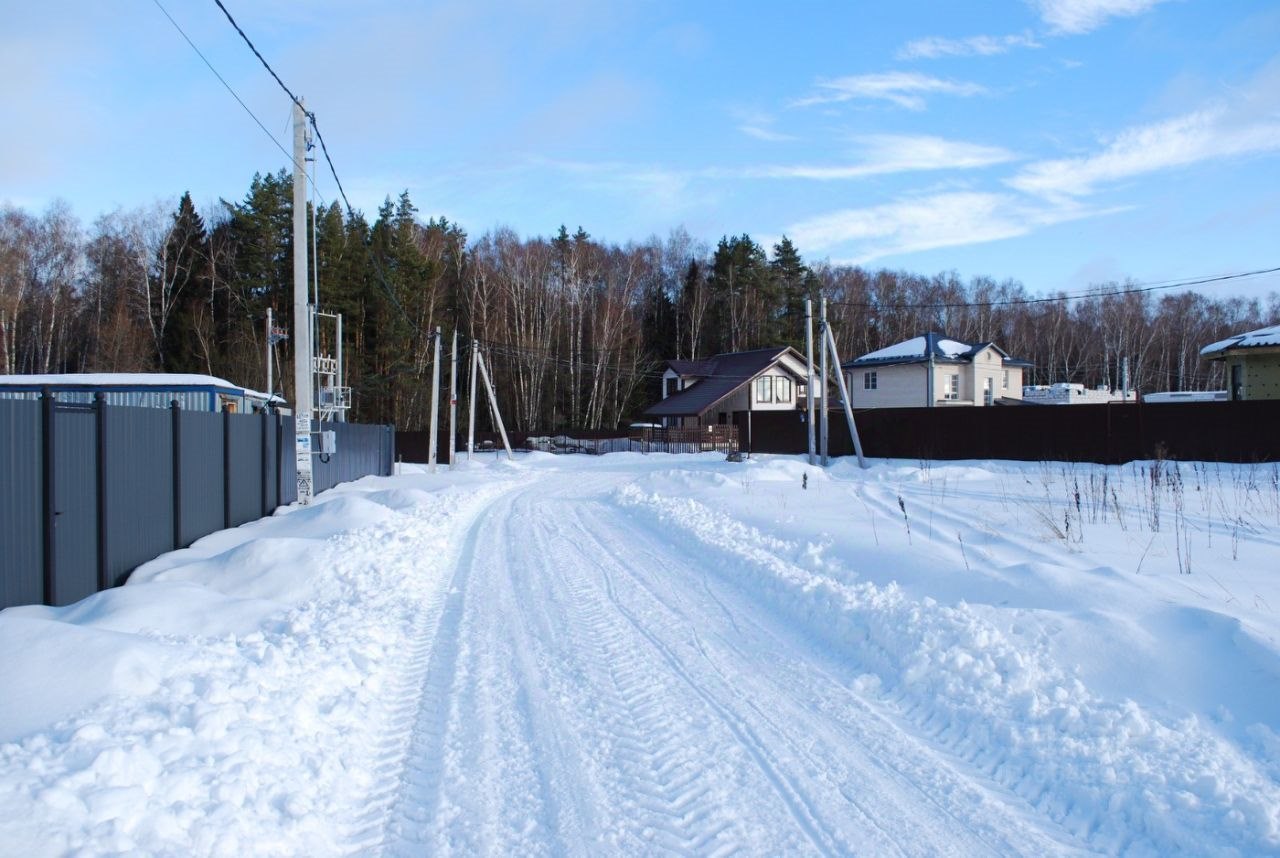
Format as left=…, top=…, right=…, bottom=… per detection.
left=731, top=108, right=798, bottom=142
left=898, top=32, right=1041, bottom=60
left=794, top=72, right=987, bottom=111
left=747, top=135, right=1015, bottom=180
left=740, top=124, right=797, bottom=142
left=1009, top=107, right=1280, bottom=199
left=1032, top=0, right=1171, bottom=35
left=785, top=192, right=1112, bottom=262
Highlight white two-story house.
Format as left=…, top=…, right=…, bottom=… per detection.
left=843, top=333, right=1032, bottom=408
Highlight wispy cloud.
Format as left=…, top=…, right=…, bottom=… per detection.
left=794, top=72, right=987, bottom=111
left=740, top=124, right=797, bottom=142
left=732, top=109, right=797, bottom=142
left=745, top=135, right=1015, bottom=180
left=1032, top=0, right=1172, bottom=35
left=1009, top=106, right=1280, bottom=199
left=898, top=32, right=1041, bottom=60
left=785, top=192, right=1116, bottom=263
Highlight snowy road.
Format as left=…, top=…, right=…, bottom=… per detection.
left=369, top=470, right=1074, bottom=856
left=4, top=453, right=1280, bottom=856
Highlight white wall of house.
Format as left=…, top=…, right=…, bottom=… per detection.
left=847, top=352, right=1025, bottom=408
left=848, top=364, right=929, bottom=408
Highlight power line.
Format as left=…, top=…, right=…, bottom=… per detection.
left=212, top=0, right=303, bottom=110
left=153, top=0, right=325, bottom=205
left=825, top=266, right=1280, bottom=312
left=211, top=1, right=354, bottom=215
left=152, top=0, right=293, bottom=174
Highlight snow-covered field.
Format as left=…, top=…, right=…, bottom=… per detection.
left=1, top=452, right=1278, bottom=855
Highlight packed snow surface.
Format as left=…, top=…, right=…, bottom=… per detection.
left=2, top=453, right=1280, bottom=855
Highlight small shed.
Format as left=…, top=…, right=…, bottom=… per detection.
left=1200, top=324, right=1280, bottom=401
left=0, top=373, right=286, bottom=413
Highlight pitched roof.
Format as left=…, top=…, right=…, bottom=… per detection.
left=1200, top=324, right=1280, bottom=359
left=645, top=347, right=802, bottom=417
left=844, top=333, right=1032, bottom=368
left=667, top=359, right=714, bottom=376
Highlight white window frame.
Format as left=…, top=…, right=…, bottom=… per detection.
left=1002, top=369, right=1009, bottom=390
left=755, top=376, right=773, bottom=403
left=864, top=371, right=877, bottom=390
left=944, top=374, right=960, bottom=400
left=774, top=376, right=792, bottom=402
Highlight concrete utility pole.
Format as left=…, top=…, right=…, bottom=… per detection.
left=819, top=297, right=830, bottom=466
left=449, top=329, right=458, bottom=469
left=428, top=327, right=442, bottom=472
left=805, top=297, right=816, bottom=466
left=292, top=99, right=314, bottom=504
left=825, top=324, right=868, bottom=469
left=467, top=340, right=478, bottom=461
left=266, top=307, right=274, bottom=396
left=475, top=347, right=513, bottom=460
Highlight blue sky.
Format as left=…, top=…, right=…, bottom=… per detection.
left=4, top=0, right=1280, bottom=300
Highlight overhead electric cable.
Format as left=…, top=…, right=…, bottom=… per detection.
left=153, top=0, right=325, bottom=202
left=826, top=266, right=1280, bottom=312
left=211, top=0, right=354, bottom=215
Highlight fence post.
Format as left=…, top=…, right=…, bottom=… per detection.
left=223, top=408, right=232, bottom=529
left=260, top=410, right=269, bottom=518
left=40, top=388, right=56, bottom=607
left=274, top=412, right=283, bottom=509
left=95, top=392, right=109, bottom=592
left=171, top=400, right=182, bottom=549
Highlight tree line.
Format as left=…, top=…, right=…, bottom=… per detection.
left=3, top=172, right=1277, bottom=431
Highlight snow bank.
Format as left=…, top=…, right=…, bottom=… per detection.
left=615, top=478, right=1280, bottom=855
left=0, top=471, right=520, bottom=855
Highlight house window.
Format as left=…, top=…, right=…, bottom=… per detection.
left=664, top=376, right=676, bottom=398
left=1002, top=370, right=1009, bottom=390
left=864, top=371, right=877, bottom=390
left=983, top=377, right=994, bottom=406
left=774, top=377, right=792, bottom=402
left=944, top=374, right=960, bottom=400
left=755, top=376, right=773, bottom=403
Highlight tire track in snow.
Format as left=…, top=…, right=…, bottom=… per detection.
left=578, top=497, right=1082, bottom=856
left=512, top=485, right=750, bottom=855
left=376, top=522, right=474, bottom=856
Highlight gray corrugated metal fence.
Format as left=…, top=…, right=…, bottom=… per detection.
left=0, top=394, right=393, bottom=611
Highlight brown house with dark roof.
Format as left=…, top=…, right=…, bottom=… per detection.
left=643, top=346, right=810, bottom=428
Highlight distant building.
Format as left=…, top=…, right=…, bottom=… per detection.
left=1142, top=390, right=1228, bottom=403
left=0, top=373, right=285, bottom=413
left=1199, top=323, right=1280, bottom=401
left=843, top=333, right=1032, bottom=408
left=1023, top=383, right=1136, bottom=405
left=644, top=347, right=809, bottom=428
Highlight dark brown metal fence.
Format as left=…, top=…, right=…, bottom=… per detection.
left=743, top=401, right=1280, bottom=464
